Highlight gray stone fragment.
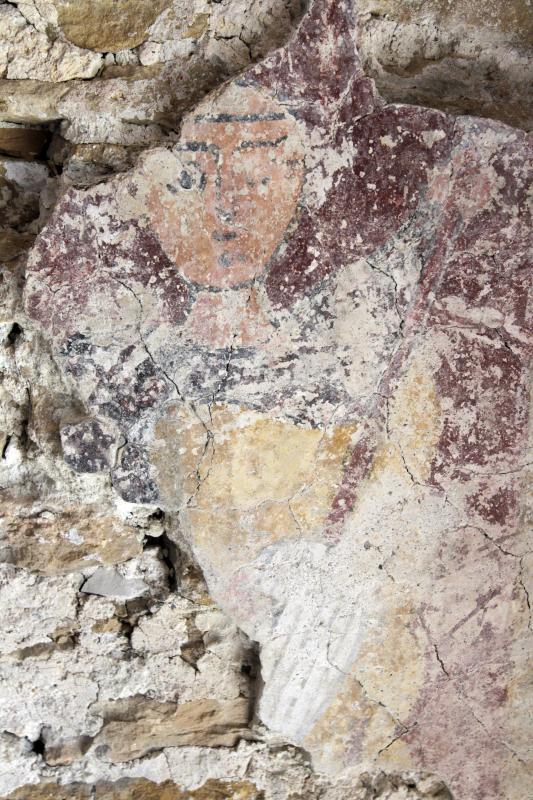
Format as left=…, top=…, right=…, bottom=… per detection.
left=81, top=567, right=148, bottom=599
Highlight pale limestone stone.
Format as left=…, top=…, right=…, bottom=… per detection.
left=55, top=67, right=178, bottom=145
left=0, top=157, right=48, bottom=229
left=164, top=743, right=312, bottom=797
left=129, top=599, right=190, bottom=654
left=0, top=564, right=80, bottom=656
left=0, top=657, right=99, bottom=742
left=11, top=1, right=59, bottom=35
left=358, top=0, right=533, bottom=42
left=138, top=39, right=197, bottom=67
left=92, top=696, right=251, bottom=762
left=207, top=0, right=304, bottom=65
left=81, top=549, right=169, bottom=599
left=81, top=568, right=149, bottom=599
left=0, top=732, right=41, bottom=796
left=0, top=4, right=102, bottom=82
left=0, top=79, right=69, bottom=124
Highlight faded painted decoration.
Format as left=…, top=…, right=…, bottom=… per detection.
left=5, top=0, right=532, bottom=797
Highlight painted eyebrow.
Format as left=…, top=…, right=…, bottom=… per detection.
left=194, top=112, right=286, bottom=123
left=176, top=142, right=217, bottom=153
left=238, top=135, right=289, bottom=150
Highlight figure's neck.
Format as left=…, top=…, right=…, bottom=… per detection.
left=183, top=286, right=271, bottom=349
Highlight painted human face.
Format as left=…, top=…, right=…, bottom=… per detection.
left=148, top=84, right=305, bottom=288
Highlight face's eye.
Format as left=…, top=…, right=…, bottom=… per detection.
left=166, top=165, right=206, bottom=194
left=180, top=169, right=193, bottom=189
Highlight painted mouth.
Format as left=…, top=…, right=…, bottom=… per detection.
left=212, top=231, right=238, bottom=241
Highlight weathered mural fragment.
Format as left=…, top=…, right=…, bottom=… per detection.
left=23, top=1, right=532, bottom=797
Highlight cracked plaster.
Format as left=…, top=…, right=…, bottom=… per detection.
left=0, top=0, right=532, bottom=798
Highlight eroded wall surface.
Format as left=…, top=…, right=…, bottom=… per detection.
left=0, top=1, right=532, bottom=799
left=356, top=0, right=533, bottom=130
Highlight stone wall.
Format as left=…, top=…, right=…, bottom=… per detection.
left=0, top=1, right=531, bottom=799
left=356, top=0, right=533, bottom=130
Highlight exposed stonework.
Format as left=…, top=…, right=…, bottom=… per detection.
left=0, top=124, right=50, bottom=159
left=0, top=0, right=532, bottom=798
left=356, top=0, right=533, bottom=130
left=53, top=0, right=174, bottom=53
left=0, top=0, right=307, bottom=147
left=0, top=3, right=102, bottom=82
left=4, top=778, right=264, bottom=800
left=0, top=535, right=262, bottom=792
left=0, top=152, right=50, bottom=274
left=92, top=696, right=252, bottom=762
left=0, top=503, right=143, bottom=574
left=4, top=772, right=457, bottom=800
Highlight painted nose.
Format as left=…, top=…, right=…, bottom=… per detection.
left=214, top=157, right=240, bottom=223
